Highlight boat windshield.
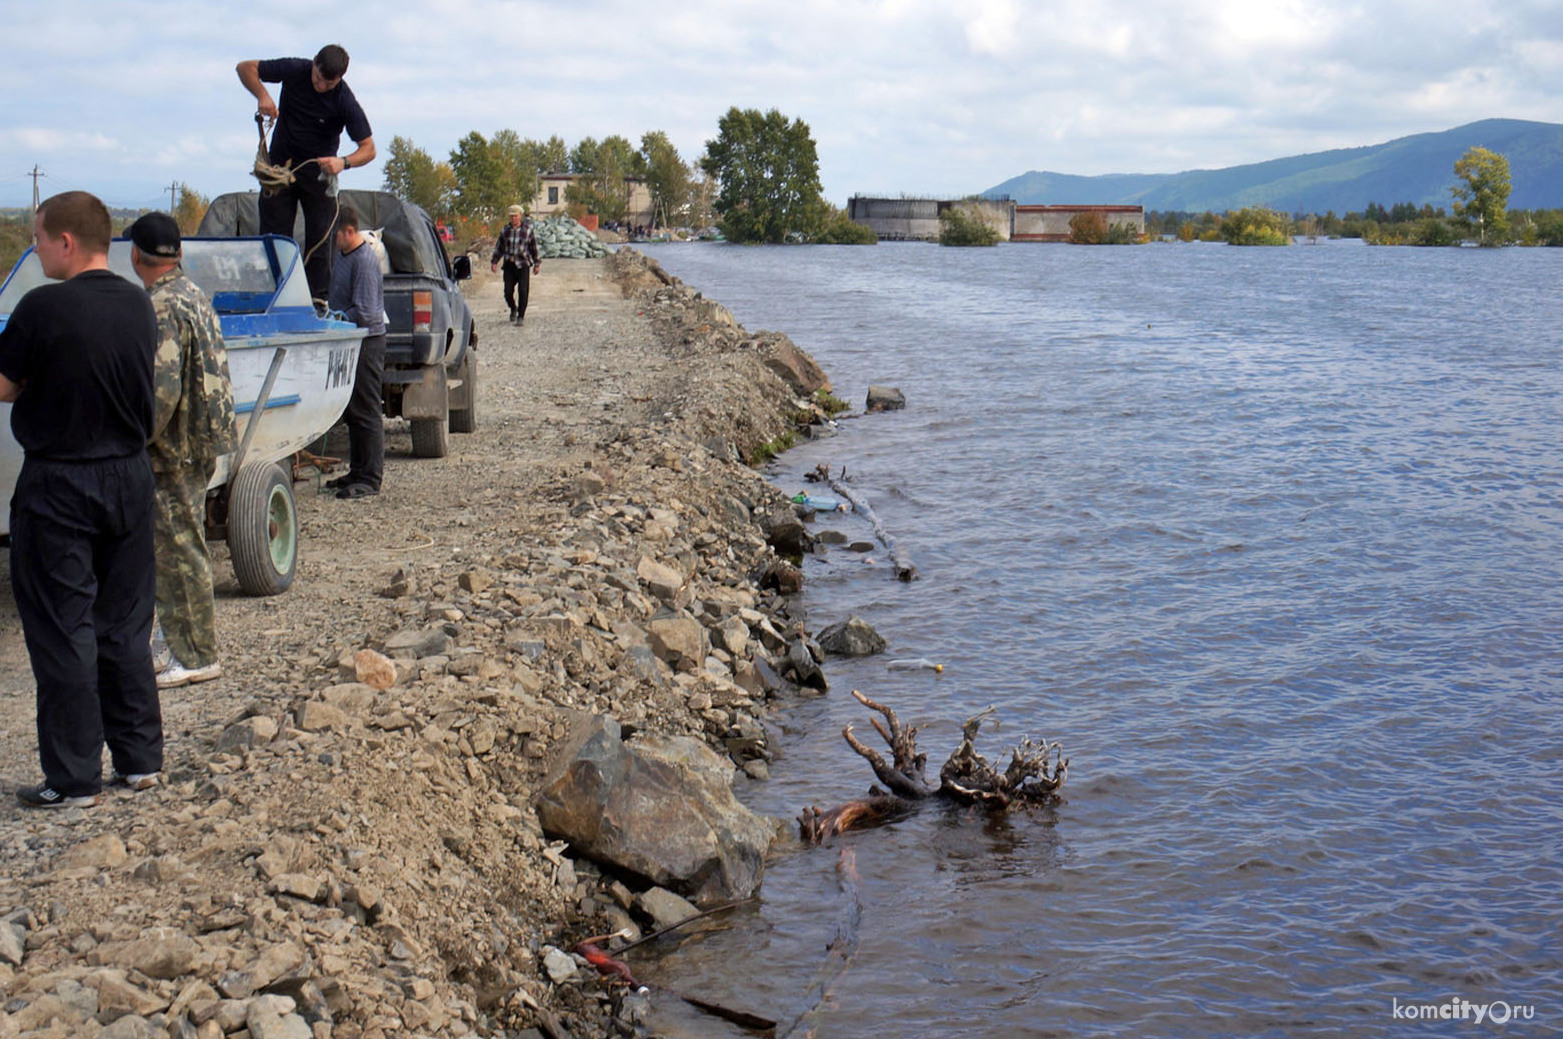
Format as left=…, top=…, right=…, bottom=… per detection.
left=0, top=237, right=311, bottom=316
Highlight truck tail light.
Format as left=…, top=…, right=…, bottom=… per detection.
left=413, top=291, right=432, bottom=333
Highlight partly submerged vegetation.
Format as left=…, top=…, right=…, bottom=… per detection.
left=938, top=204, right=1001, bottom=246
left=1067, top=210, right=1144, bottom=244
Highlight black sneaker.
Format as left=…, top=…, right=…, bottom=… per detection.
left=336, top=482, right=380, bottom=500
left=325, top=474, right=355, bottom=490
left=509, top=306, right=517, bottom=322
left=16, top=784, right=99, bottom=809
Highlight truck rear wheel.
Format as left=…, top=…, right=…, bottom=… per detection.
left=229, top=461, right=297, bottom=596
left=411, top=416, right=450, bottom=458
left=449, top=349, right=478, bottom=434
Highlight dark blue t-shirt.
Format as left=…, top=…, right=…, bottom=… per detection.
left=258, top=57, right=373, bottom=163
left=0, top=269, right=156, bottom=460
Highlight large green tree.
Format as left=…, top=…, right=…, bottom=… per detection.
left=700, top=107, right=825, bottom=243
left=538, top=135, right=570, bottom=174
left=640, top=130, right=692, bottom=227
left=449, top=132, right=508, bottom=220
left=566, top=135, right=641, bottom=222
left=384, top=135, right=454, bottom=216
left=1451, top=146, right=1511, bottom=246
left=490, top=129, right=543, bottom=212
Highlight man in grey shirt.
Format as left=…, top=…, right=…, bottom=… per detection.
left=326, top=204, right=386, bottom=499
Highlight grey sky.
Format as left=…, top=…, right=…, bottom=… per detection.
left=2, top=0, right=1559, bottom=210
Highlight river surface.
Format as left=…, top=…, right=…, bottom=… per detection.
left=635, top=240, right=1563, bottom=1037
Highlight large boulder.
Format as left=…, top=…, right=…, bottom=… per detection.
left=816, top=616, right=886, bottom=657
left=866, top=385, right=906, bottom=412
left=535, top=715, right=774, bottom=903
left=646, top=608, right=709, bottom=672
left=758, top=333, right=831, bottom=396
left=758, top=507, right=810, bottom=557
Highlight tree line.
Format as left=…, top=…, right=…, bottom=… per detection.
left=382, top=129, right=704, bottom=232
left=382, top=108, right=874, bottom=245
left=1142, top=147, right=1563, bottom=247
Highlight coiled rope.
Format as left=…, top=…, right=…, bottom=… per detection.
left=252, top=114, right=339, bottom=304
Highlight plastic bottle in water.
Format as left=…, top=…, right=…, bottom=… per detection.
left=887, top=658, right=943, bottom=673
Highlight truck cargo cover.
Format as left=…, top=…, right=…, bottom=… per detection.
left=198, top=190, right=448, bottom=277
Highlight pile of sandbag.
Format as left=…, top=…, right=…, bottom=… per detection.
left=535, top=216, right=612, bottom=259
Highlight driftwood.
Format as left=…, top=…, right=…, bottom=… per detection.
left=569, top=902, right=776, bottom=1034
left=808, top=463, right=917, bottom=581
left=780, top=847, right=863, bottom=1038
left=798, top=691, right=1068, bottom=845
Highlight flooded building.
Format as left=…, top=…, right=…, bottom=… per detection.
left=847, top=197, right=1145, bottom=242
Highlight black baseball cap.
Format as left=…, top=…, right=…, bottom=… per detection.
left=125, top=212, right=181, bottom=259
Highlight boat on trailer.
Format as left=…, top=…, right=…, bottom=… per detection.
left=0, top=234, right=366, bottom=595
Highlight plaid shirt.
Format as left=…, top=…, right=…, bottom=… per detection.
left=491, top=218, right=540, bottom=268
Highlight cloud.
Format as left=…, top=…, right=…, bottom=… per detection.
left=1, top=0, right=1560, bottom=207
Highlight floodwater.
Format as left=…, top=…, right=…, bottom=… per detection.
left=635, top=239, right=1563, bottom=1037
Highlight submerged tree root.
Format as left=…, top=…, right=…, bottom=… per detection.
left=798, top=690, right=1069, bottom=845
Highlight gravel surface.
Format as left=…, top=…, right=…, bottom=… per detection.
left=0, top=250, right=830, bottom=1039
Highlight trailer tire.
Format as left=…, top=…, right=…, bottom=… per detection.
left=229, top=461, right=297, bottom=596
left=449, top=349, right=478, bottom=434
left=411, top=416, right=449, bottom=458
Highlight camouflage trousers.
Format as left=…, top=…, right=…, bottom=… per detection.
left=153, top=463, right=217, bottom=669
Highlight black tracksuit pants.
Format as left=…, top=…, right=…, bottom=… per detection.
left=503, top=263, right=531, bottom=320
left=10, top=455, right=163, bottom=796
left=259, top=161, right=338, bottom=306
left=345, top=332, right=386, bottom=490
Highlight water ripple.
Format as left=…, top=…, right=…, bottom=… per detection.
left=641, top=242, right=1563, bottom=1037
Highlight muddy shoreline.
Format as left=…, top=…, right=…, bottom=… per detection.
left=0, top=249, right=837, bottom=1038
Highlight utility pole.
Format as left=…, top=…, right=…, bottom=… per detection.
left=168, top=180, right=180, bottom=213
left=28, top=165, right=44, bottom=222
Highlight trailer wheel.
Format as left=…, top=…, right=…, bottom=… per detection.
left=229, top=461, right=297, bottom=596
left=449, top=348, right=478, bottom=434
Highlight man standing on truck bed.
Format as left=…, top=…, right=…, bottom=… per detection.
left=237, top=44, right=375, bottom=307
left=491, top=204, right=541, bottom=325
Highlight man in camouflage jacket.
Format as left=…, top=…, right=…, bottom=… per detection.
left=127, top=213, right=237, bottom=690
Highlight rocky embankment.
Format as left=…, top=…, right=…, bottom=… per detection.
left=0, top=249, right=841, bottom=1039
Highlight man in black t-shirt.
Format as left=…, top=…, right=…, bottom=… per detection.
left=0, top=191, right=163, bottom=809
left=237, top=44, right=375, bottom=305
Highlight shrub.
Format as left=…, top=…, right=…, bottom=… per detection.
left=1220, top=206, right=1292, bottom=246
left=1530, top=210, right=1563, bottom=246
left=812, top=209, right=877, bottom=244
left=1067, top=210, right=1107, bottom=244
left=939, top=205, right=1000, bottom=247
left=1409, top=218, right=1460, bottom=247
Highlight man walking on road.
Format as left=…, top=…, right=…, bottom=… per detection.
left=128, top=212, right=238, bottom=695
left=237, top=44, right=375, bottom=306
left=0, top=191, right=163, bottom=809
left=325, top=204, right=387, bottom=500
left=490, top=204, right=541, bottom=325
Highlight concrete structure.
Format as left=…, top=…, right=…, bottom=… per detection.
left=847, top=197, right=941, bottom=240
left=847, top=197, right=1017, bottom=241
left=530, top=173, right=655, bottom=227
left=847, top=197, right=1145, bottom=242
left=1012, top=204, right=1145, bottom=242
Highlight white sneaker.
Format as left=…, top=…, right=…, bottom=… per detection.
left=111, top=771, right=160, bottom=791
left=156, top=659, right=223, bottom=689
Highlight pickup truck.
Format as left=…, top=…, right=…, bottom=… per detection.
left=199, top=190, right=477, bottom=457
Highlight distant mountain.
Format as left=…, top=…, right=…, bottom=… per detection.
left=984, top=119, right=1563, bottom=214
